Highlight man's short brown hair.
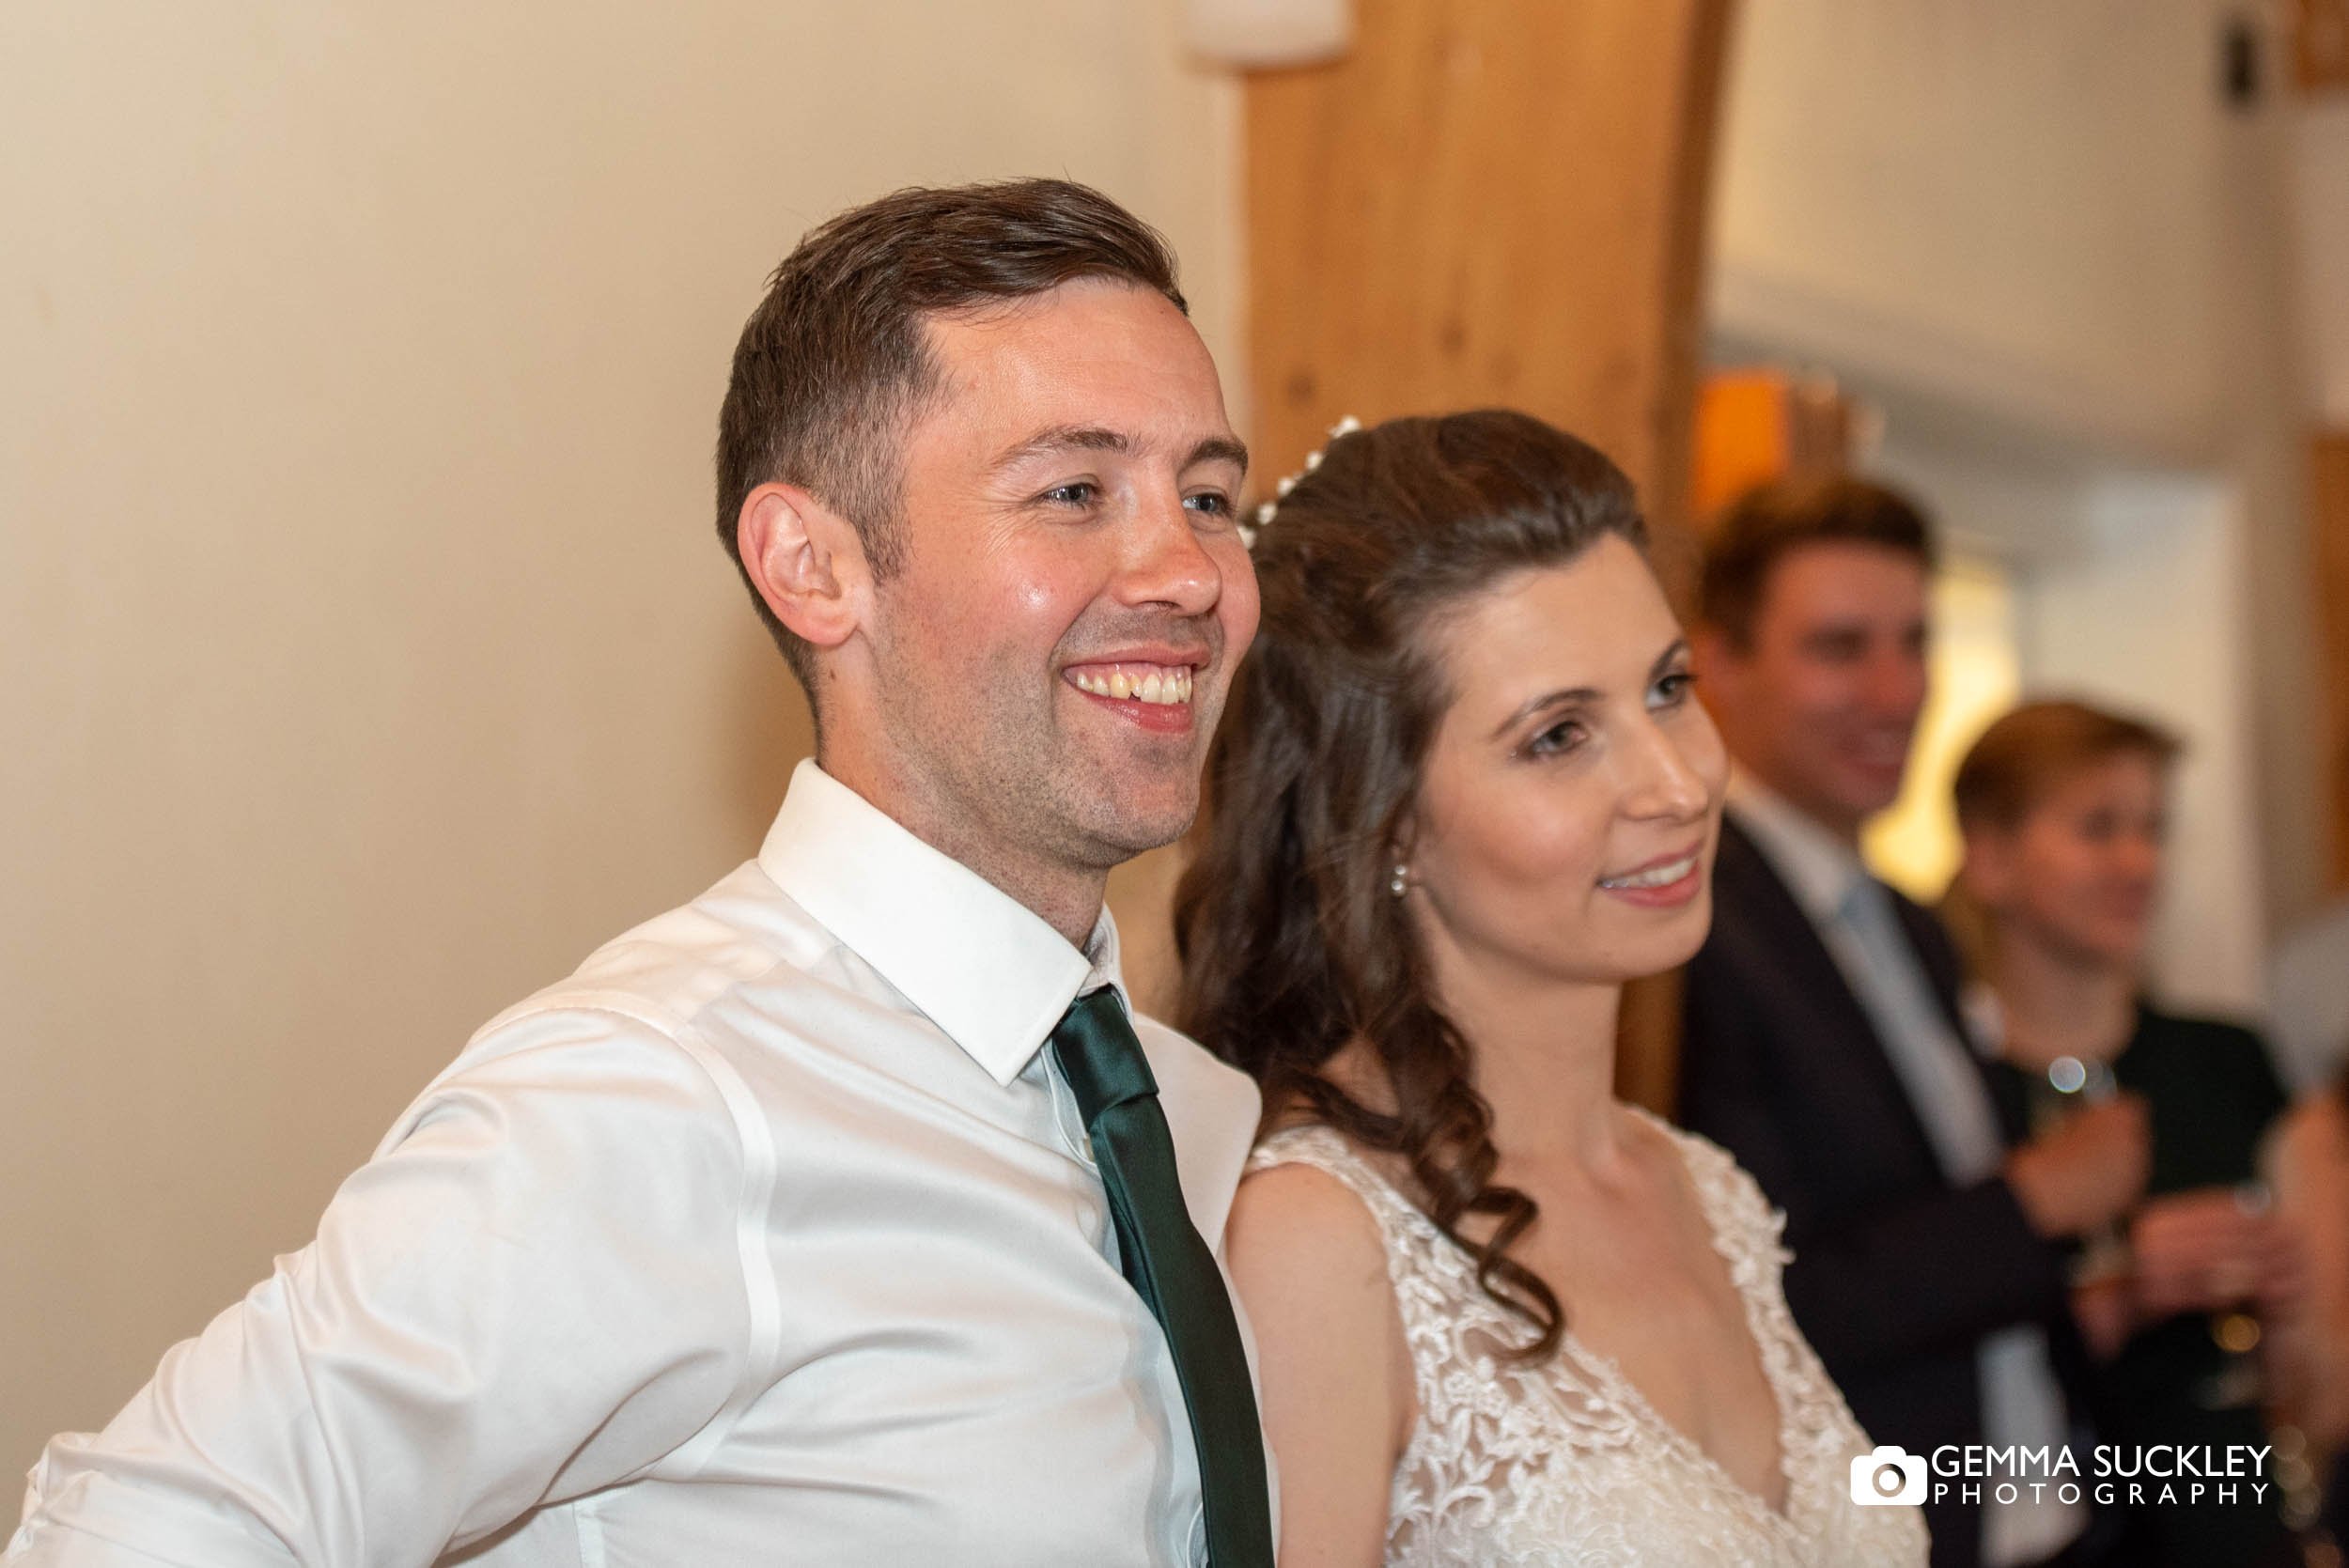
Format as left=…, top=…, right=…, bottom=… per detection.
left=1698, top=474, right=1938, bottom=648
left=714, top=179, right=1188, bottom=691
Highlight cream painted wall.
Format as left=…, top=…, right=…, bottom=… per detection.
left=1714, top=0, right=2250, bottom=460
left=1711, top=0, right=2320, bottom=939
left=0, top=1, right=1241, bottom=1469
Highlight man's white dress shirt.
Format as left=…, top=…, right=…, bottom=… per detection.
left=1727, top=775, right=2086, bottom=1568
left=10, top=760, right=1263, bottom=1568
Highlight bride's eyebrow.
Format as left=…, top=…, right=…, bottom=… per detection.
left=1488, top=687, right=1598, bottom=742
left=1486, top=639, right=1690, bottom=741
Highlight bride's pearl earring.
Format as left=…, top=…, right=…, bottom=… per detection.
left=1389, top=863, right=1410, bottom=899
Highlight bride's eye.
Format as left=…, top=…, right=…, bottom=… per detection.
left=1526, top=719, right=1587, bottom=759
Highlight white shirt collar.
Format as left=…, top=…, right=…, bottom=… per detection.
left=755, top=758, right=1126, bottom=1087
left=1723, top=768, right=1870, bottom=924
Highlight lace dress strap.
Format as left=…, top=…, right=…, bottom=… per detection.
left=1624, top=1110, right=1886, bottom=1537
left=1240, top=1116, right=1929, bottom=1566
left=1632, top=1111, right=1796, bottom=1295
left=1245, top=1125, right=1417, bottom=1234
left=1244, top=1126, right=1465, bottom=1352
left=1244, top=1124, right=1651, bottom=1563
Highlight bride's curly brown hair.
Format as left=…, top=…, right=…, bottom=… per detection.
left=1173, top=408, right=1647, bottom=1360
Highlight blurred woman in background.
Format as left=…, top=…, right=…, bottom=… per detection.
left=1174, top=410, right=1924, bottom=1566
left=1949, top=698, right=2299, bottom=1568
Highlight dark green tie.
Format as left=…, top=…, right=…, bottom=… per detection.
left=1050, top=989, right=1275, bottom=1568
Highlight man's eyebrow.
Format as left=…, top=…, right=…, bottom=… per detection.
left=988, top=426, right=1130, bottom=473
left=1800, top=623, right=1872, bottom=645
left=985, top=427, right=1250, bottom=480
left=1183, top=435, right=1250, bottom=480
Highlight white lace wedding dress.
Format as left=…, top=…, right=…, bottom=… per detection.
left=1248, top=1116, right=1929, bottom=1567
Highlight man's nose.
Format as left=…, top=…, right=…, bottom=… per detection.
left=1863, top=644, right=1929, bottom=716
left=1115, top=491, right=1221, bottom=615
left=2117, top=832, right=2164, bottom=881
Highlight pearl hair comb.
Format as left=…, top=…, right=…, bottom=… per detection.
left=1239, top=414, right=1361, bottom=550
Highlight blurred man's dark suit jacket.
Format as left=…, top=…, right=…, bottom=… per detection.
left=1677, top=816, right=2111, bottom=1568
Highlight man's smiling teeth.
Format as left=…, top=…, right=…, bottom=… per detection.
left=1070, top=663, right=1194, bottom=706
left=1599, top=853, right=1698, bottom=891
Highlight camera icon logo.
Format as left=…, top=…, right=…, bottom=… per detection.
left=1850, top=1444, right=1927, bottom=1506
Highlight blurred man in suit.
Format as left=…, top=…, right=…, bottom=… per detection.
left=1677, top=475, right=2149, bottom=1568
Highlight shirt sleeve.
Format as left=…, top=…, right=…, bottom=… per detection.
left=8, top=1007, right=756, bottom=1567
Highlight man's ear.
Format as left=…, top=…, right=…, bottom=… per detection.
left=1690, top=622, right=1742, bottom=710
left=737, top=482, right=867, bottom=652
left=1689, top=622, right=1732, bottom=683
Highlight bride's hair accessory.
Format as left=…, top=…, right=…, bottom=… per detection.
left=1238, top=414, right=1361, bottom=549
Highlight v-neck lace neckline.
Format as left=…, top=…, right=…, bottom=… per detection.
left=1301, top=1110, right=1797, bottom=1525
left=1248, top=1115, right=1928, bottom=1565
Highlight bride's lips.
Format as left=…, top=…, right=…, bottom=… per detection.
left=1596, top=842, right=1704, bottom=908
